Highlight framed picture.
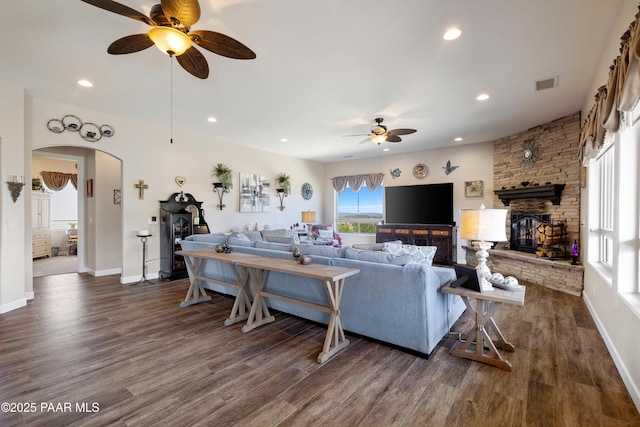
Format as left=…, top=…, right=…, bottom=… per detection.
left=239, top=173, right=270, bottom=212
left=465, top=180, right=483, bottom=197
left=113, top=189, right=122, bottom=204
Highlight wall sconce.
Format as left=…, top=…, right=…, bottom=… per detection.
left=6, top=175, right=26, bottom=203
left=213, top=183, right=229, bottom=210
left=276, top=188, right=287, bottom=211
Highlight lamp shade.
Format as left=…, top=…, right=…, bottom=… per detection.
left=148, top=26, right=192, bottom=56
left=301, top=210, right=316, bottom=224
left=460, top=207, right=508, bottom=242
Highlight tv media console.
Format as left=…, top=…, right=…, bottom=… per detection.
left=376, top=223, right=457, bottom=265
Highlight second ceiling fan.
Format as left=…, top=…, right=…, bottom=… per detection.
left=81, top=0, right=256, bottom=79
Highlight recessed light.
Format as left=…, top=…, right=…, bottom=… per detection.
left=476, top=93, right=490, bottom=101
left=454, top=137, right=463, bottom=142
left=207, top=117, right=217, bottom=122
left=77, top=80, right=93, bottom=87
left=443, top=28, right=462, bottom=41
left=280, top=138, right=288, bottom=142
left=383, top=148, right=390, bottom=152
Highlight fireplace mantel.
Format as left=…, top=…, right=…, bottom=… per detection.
left=494, top=184, right=565, bottom=206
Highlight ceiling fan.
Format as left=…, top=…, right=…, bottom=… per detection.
left=81, top=0, right=256, bottom=79
left=347, top=118, right=417, bottom=145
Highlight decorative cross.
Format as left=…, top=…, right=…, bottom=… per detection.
left=134, top=179, right=148, bottom=200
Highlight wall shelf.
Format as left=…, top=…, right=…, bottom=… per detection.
left=494, top=184, right=565, bottom=206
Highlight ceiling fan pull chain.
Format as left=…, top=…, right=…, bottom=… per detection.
left=170, top=55, right=174, bottom=144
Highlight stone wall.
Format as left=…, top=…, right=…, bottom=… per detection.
left=493, top=112, right=582, bottom=244
left=489, top=112, right=584, bottom=295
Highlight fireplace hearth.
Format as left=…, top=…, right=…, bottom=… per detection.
left=510, top=213, right=550, bottom=253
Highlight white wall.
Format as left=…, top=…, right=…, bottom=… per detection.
left=581, top=0, right=640, bottom=411
left=0, top=80, right=28, bottom=313
left=323, top=141, right=495, bottom=261
left=25, top=96, right=324, bottom=282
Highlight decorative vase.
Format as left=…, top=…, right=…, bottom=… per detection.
left=299, top=255, right=312, bottom=265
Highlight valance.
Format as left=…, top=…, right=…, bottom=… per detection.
left=331, top=173, right=384, bottom=193
left=579, top=5, right=640, bottom=165
left=41, top=171, right=78, bottom=191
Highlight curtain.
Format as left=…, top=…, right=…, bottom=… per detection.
left=579, top=5, right=640, bottom=164
left=41, top=171, right=78, bottom=191
left=331, top=173, right=384, bottom=193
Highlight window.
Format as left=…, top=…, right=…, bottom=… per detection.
left=593, top=144, right=615, bottom=269
left=336, top=186, right=383, bottom=234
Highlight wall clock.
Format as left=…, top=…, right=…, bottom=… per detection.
left=522, top=140, right=540, bottom=165
left=413, top=163, right=428, bottom=179
left=301, top=182, right=313, bottom=200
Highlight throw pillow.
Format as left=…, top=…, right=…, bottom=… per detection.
left=318, top=229, right=334, bottom=239
left=351, top=243, right=385, bottom=251
left=231, top=232, right=250, bottom=241
left=344, top=247, right=412, bottom=266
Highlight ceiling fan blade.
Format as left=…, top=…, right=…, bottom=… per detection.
left=386, top=135, right=402, bottom=143
left=161, top=0, right=201, bottom=27
left=190, top=30, right=256, bottom=59
left=81, top=0, right=155, bottom=26
left=176, top=46, right=209, bottom=79
left=387, top=128, right=416, bottom=136
left=107, top=34, right=155, bottom=54
left=359, top=137, right=372, bottom=144
left=342, top=133, right=369, bottom=137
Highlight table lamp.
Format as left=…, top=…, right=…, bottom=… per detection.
left=460, top=204, right=508, bottom=291
left=301, top=210, right=316, bottom=234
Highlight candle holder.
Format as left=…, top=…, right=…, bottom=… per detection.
left=571, top=240, right=579, bottom=265
left=7, top=176, right=26, bottom=203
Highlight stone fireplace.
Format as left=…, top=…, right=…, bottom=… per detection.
left=485, top=112, right=584, bottom=296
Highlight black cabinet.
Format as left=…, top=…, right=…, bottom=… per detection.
left=376, top=224, right=457, bottom=265
left=159, top=192, right=208, bottom=280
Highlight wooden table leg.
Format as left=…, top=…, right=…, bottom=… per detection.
left=317, top=278, right=350, bottom=363
left=180, top=256, right=212, bottom=308
left=224, top=264, right=253, bottom=326
left=451, top=296, right=514, bottom=371
left=241, top=267, right=275, bottom=333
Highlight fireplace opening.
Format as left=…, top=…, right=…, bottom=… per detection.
left=510, top=213, right=550, bottom=253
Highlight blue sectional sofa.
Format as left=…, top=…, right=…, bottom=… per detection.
left=180, top=232, right=465, bottom=356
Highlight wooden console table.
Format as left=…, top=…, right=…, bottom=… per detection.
left=441, top=280, right=525, bottom=371
left=177, top=249, right=260, bottom=326
left=234, top=257, right=360, bottom=364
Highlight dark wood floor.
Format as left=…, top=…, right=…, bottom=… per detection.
left=0, top=273, right=638, bottom=426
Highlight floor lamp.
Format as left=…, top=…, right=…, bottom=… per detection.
left=460, top=205, right=508, bottom=291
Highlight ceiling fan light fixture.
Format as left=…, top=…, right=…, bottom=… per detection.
left=148, top=26, right=192, bottom=56
left=371, top=134, right=388, bottom=145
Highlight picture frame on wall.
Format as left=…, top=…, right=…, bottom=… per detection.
left=465, top=180, right=483, bottom=197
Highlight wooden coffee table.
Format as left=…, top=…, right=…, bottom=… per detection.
left=177, top=249, right=260, bottom=326
left=234, top=257, right=359, bottom=363
left=441, top=280, right=526, bottom=371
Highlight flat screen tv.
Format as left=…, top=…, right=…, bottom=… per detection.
left=384, top=183, right=454, bottom=225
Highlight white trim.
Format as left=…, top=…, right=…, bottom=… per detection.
left=0, top=298, right=27, bottom=314
left=120, top=272, right=159, bottom=284
left=25, top=291, right=34, bottom=300
left=584, top=292, right=640, bottom=413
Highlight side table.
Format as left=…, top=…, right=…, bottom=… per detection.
left=441, top=280, right=525, bottom=371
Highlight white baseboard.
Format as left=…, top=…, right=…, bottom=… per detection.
left=25, top=291, right=35, bottom=300
left=84, top=267, right=122, bottom=277
left=120, top=272, right=160, bottom=285
left=0, top=297, right=26, bottom=314
left=583, top=293, right=640, bottom=413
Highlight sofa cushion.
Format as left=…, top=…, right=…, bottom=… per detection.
left=261, top=228, right=300, bottom=244
left=186, top=233, right=229, bottom=244
left=228, top=236, right=257, bottom=247
left=344, top=247, right=413, bottom=266
left=255, top=241, right=293, bottom=251
left=352, top=243, right=385, bottom=251
left=293, top=243, right=344, bottom=258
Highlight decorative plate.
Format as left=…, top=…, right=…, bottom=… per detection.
left=413, top=163, right=428, bottom=179
left=301, top=182, right=313, bottom=200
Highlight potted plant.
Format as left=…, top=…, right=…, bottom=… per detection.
left=212, top=163, right=233, bottom=191
left=32, top=177, right=43, bottom=191
left=275, top=172, right=291, bottom=196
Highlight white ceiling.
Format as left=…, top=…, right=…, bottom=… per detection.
left=1, top=0, right=623, bottom=162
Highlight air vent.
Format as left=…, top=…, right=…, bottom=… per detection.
left=535, top=76, right=559, bottom=91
